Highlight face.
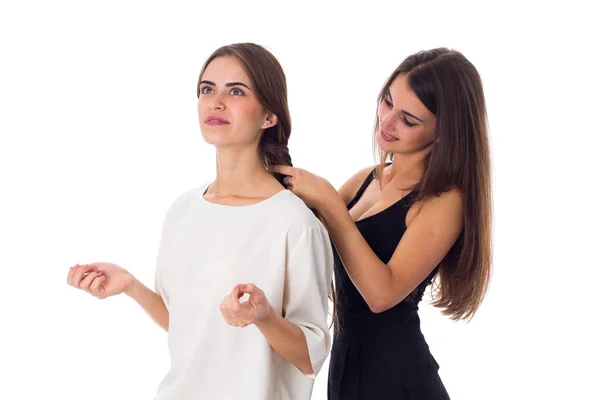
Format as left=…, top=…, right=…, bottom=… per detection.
left=375, top=74, right=437, bottom=155
left=197, top=56, right=277, bottom=148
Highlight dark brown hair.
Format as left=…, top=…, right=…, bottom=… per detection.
left=373, top=48, right=493, bottom=321
left=197, top=43, right=334, bottom=319
left=197, top=43, right=292, bottom=184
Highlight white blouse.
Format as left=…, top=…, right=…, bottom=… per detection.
left=153, top=184, right=334, bottom=400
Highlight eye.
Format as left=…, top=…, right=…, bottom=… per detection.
left=402, top=116, right=417, bottom=127
left=382, top=92, right=392, bottom=107
left=200, top=86, right=213, bottom=94
left=230, top=87, right=245, bottom=96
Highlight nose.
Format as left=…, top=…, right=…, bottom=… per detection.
left=379, top=110, right=396, bottom=132
left=208, top=92, right=225, bottom=111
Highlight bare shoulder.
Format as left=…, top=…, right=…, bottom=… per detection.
left=338, top=165, right=377, bottom=205
left=425, top=187, right=463, bottom=208
left=406, top=186, right=464, bottom=228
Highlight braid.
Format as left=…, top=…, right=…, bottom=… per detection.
left=260, top=126, right=292, bottom=186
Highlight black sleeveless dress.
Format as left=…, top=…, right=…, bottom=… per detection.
left=327, top=168, right=450, bottom=400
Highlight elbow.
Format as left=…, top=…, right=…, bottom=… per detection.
left=366, top=281, right=407, bottom=313
left=159, top=313, right=169, bottom=331
left=368, top=302, right=391, bottom=314
left=367, top=296, right=393, bottom=314
left=367, top=292, right=406, bottom=314
left=299, top=362, right=314, bottom=376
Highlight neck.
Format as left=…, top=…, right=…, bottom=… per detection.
left=209, top=145, right=273, bottom=196
left=388, top=149, right=430, bottom=186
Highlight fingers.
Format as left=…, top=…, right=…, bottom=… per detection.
left=89, top=273, right=106, bottom=298
left=283, top=176, right=294, bottom=187
left=237, top=283, right=262, bottom=297
left=238, top=283, right=264, bottom=300
left=220, top=285, right=259, bottom=327
left=69, top=264, right=97, bottom=289
left=220, top=296, right=236, bottom=326
left=236, top=303, right=253, bottom=327
left=268, top=165, right=304, bottom=190
left=229, top=286, right=242, bottom=312
left=67, top=264, right=80, bottom=285
left=237, top=283, right=255, bottom=293
left=268, top=165, right=297, bottom=176
left=79, top=269, right=102, bottom=291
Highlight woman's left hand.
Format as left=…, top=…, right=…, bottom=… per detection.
left=269, top=165, right=338, bottom=210
left=220, top=283, right=272, bottom=327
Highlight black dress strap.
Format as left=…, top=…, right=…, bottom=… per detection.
left=346, top=167, right=378, bottom=209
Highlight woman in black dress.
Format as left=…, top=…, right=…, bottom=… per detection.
left=271, top=48, right=492, bottom=399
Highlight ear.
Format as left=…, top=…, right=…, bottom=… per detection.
left=262, top=113, right=278, bottom=129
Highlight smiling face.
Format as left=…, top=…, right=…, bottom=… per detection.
left=197, top=56, right=277, bottom=149
left=375, top=73, right=437, bottom=156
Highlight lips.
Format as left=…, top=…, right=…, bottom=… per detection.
left=205, top=116, right=229, bottom=125
left=380, top=129, right=399, bottom=142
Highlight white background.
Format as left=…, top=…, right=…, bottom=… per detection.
left=1, top=1, right=598, bottom=399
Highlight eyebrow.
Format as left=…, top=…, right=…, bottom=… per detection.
left=385, top=91, right=424, bottom=123
left=199, top=80, right=252, bottom=90
left=401, top=110, right=424, bottom=123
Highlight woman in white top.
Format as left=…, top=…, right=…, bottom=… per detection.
left=66, top=42, right=334, bottom=400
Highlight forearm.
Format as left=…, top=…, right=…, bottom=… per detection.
left=254, top=306, right=313, bottom=375
left=125, top=277, right=169, bottom=331
left=320, top=196, right=395, bottom=312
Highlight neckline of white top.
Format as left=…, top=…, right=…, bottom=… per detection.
left=199, top=184, right=290, bottom=210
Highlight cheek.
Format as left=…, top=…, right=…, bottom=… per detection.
left=197, top=97, right=208, bottom=114
left=377, top=102, right=387, bottom=123
left=240, top=101, right=262, bottom=118
left=398, top=127, right=430, bottom=143
left=233, top=102, right=264, bottom=128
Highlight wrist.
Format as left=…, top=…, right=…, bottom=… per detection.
left=254, top=304, right=277, bottom=328
left=320, top=190, right=345, bottom=218
left=317, top=183, right=341, bottom=211
left=124, top=275, right=138, bottom=297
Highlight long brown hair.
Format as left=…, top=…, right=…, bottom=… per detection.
left=197, top=43, right=335, bottom=320
left=197, top=43, right=292, bottom=184
left=374, top=48, right=492, bottom=321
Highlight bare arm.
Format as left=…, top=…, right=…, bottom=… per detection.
left=320, top=187, right=464, bottom=313
left=126, top=277, right=169, bottom=331
left=255, top=305, right=314, bottom=375
left=220, top=285, right=315, bottom=375
left=67, top=262, right=169, bottom=331
left=220, top=226, right=332, bottom=378
left=269, top=164, right=464, bottom=314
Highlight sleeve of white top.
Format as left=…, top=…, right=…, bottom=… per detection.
left=154, top=209, right=173, bottom=309
left=283, top=225, right=334, bottom=379
left=152, top=190, right=196, bottom=309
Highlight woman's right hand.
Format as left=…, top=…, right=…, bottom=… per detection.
left=67, top=262, right=135, bottom=299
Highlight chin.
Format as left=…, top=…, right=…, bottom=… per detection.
left=375, top=134, right=399, bottom=153
left=200, top=136, right=227, bottom=147
left=202, top=135, right=255, bottom=150
left=201, top=129, right=231, bottom=146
